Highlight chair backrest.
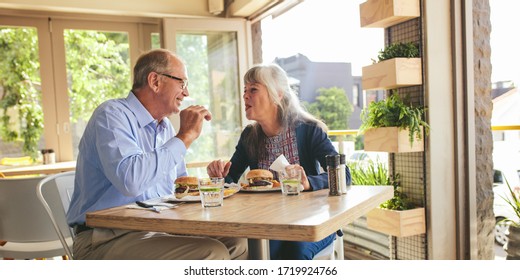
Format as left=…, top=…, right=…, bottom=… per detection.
left=0, top=175, right=55, bottom=242
left=36, top=171, right=75, bottom=259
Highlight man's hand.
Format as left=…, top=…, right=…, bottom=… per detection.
left=176, top=105, right=212, bottom=148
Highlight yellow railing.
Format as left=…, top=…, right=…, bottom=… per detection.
left=491, top=125, right=520, bottom=131
left=326, top=125, right=520, bottom=154
left=327, top=129, right=359, bottom=136
left=329, top=124, right=520, bottom=135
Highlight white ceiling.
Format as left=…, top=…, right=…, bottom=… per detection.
left=0, top=0, right=301, bottom=20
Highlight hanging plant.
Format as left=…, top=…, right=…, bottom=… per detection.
left=379, top=174, right=415, bottom=210
left=359, top=91, right=429, bottom=147
left=373, top=42, right=420, bottom=63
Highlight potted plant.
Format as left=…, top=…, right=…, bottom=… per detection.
left=359, top=0, right=420, bottom=28
left=362, top=42, right=422, bottom=90
left=499, top=179, right=520, bottom=259
left=366, top=174, right=426, bottom=237
left=359, top=92, right=429, bottom=153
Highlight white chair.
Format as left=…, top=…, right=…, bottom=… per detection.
left=36, top=171, right=75, bottom=260
left=313, top=230, right=344, bottom=260
left=0, top=175, right=72, bottom=259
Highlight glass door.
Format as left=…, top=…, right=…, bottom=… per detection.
left=0, top=16, right=53, bottom=164
left=163, top=18, right=252, bottom=175
left=1, top=14, right=160, bottom=164
left=49, top=19, right=142, bottom=161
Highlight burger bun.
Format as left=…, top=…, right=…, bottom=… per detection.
left=174, top=176, right=199, bottom=198
left=246, top=169, right=273, bottom=180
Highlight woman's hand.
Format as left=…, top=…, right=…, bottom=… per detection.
left=207, top=159, right=231, bottom=178
left=285, top=164, right=310, bottom=191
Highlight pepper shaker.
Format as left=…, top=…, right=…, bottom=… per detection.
left=326, top=154, right=341, bottom=196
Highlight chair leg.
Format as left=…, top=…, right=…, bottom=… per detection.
left=335, top=236, right=345, bottom=260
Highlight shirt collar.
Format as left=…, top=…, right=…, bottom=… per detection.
left=126, top=91, right=156, bottom=128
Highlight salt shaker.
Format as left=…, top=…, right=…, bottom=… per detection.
left=47, top=149, right=56, bottom=164
left=326, top=154, right=341, bottom=196
left=41, top=149, right=56, bottom=164
left=339, top=154, right=348, bottom=195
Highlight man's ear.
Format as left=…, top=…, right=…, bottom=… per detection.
left=149, top=72, right=160, bottom=92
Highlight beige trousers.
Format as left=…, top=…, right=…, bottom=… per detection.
left=73, top=228, right=248, bottom=260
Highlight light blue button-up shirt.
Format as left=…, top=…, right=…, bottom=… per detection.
left=67, top=91, right=187, bottom=226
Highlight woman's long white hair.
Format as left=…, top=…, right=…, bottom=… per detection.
left=242, top=64, right=327, bottom=160
left=243, top=63, right=326, bottom=131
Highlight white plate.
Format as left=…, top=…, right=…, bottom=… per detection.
left=239, top=186, right=281, bottom=192
left=165, top=183, right=241, bottom=202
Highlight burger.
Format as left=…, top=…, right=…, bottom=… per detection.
left=174, top=176, right=199, bottom=198
left=244, top=169, right=277, bottom=189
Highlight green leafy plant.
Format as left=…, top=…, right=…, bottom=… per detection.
left=350, top=160, right=388, bottom=186
left=373, top=42, right=420, bottom=63
left=380, top=174, right=416, bottom=211
left=359, top=91, right=430, bottom=146
left=350, top=162, right=415, bottom=210
left=499, top=178, right=520, bottom=228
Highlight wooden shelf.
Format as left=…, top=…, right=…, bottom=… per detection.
left=363, top=126, right=424, bottom=153
left=359, top=0, right=420, bottom=28
left=362, top=57, right=422, bottom=90
left=366, top=207, right=425, bottom=237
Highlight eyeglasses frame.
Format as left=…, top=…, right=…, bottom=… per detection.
left=158, top=73, right=188, bottom=90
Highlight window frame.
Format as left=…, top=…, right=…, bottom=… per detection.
left=162, top=17, right=252, bottom=131
left=0, top=12, right=160, bottom=161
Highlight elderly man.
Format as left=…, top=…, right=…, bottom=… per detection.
left=67, top=49, right=247, bottom=260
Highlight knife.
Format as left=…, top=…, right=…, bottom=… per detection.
left=135, top=201, right=161, bottom=213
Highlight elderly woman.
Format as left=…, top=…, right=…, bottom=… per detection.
left=207, top=63, right=351, bottom=260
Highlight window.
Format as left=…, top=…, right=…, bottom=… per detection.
left=62, top=29, right=131, bottom=158
left=175, top=31, right=242, bottom=165
left=0, top=15, right=157, bottom=163
left=0, top=17, right=49, bottom=161
left=1, top=14, right=249, bottom=171
left=494, top=170, right=504, bottom=185
left=352, top=85, right=359, bottom=107
left=163, top=18, right=251, bottom=176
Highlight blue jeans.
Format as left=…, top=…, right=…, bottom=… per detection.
left=269, top=232, right=336, bottom=260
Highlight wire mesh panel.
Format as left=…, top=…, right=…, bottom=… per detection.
left=385, top=12, right=428, bottom=260
left=348, top=1, right=428, bottom=260
left=385, top=18, right=422, bottom=50
left=391, top=235, right=428, bottom=260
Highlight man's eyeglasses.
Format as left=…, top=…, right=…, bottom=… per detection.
left=159, top=73, right=188, bottom=90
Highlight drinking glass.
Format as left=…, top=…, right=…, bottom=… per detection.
left=198, top=177, right=225, bottom=207
left=280, top=168, right=302, bottom=196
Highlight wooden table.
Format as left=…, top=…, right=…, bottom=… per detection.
left=0, top=161, right=76, bottom=176
left=86, top=185, right=393, bottom=259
